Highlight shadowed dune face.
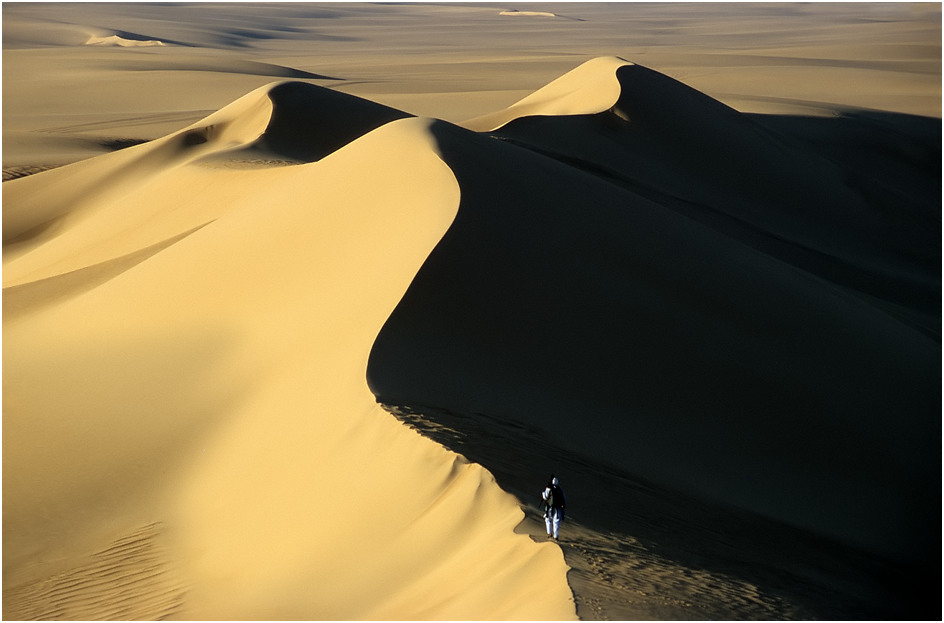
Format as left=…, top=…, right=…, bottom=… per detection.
left=366, top=61, right=941, bottom=567
left=249, top=81, right=412, bottom=161
left=490, top=63, right=942, bottom=332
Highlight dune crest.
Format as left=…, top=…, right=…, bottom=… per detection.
left=2, top=80, right=410, bottom=287
left=463, top=56, right=632, bottom=131
left=242, top=81, right=411, bottom=161
left=1, top=82, right=274, bottom=269
left=488, top=62, right=940, bottom=333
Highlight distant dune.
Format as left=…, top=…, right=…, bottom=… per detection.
left=3, top=3, right=940, bottom=620
left=86, top=34, right=165, bottom=47
left=500, top=9, right=560, bottom=18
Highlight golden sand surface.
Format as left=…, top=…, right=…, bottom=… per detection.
left=3, top=3, right=941, bottom=620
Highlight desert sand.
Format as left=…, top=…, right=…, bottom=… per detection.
left=3, top=3, right=941, bottom=621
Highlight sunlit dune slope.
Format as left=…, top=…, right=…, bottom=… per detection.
left=2, top=81, right=410, bottom=279
left=368, top=59, right=940, bottom=564
left=2, top=84, right=574, bottom=619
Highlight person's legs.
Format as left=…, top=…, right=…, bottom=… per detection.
left=545, top=513, right=552, bottom=536
left=551, top=509, right=561, bottom=539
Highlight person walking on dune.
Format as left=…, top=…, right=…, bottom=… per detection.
left=542, top=475, right=566, bottom=541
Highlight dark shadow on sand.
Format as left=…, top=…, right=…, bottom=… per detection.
left=367, top=79, right=940, bottom=618
left=246, top=82, right=411, bottom=162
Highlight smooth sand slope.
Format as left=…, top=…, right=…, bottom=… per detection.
left=3, top=85, right=574, bottom=619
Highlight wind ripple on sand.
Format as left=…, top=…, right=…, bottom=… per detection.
left=2, top=523, right=184, bottom=621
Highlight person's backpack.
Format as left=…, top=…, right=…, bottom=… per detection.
left=544, top=486, right=554, bottom=509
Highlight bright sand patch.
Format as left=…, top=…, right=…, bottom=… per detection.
left=3, top=92, right=575, bottom=618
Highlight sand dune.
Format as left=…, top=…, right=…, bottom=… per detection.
left=86, top=34, right=165, bottom=47
left=499, top=10, right=560, bottom=19
left=463, top=56, right=631, bottom=131
left=478, top=57, right=940, bottom=333
left=369, top=58, right=940, bottom=566
left=2, top=81, right=409, bottom=280
left=3, top=85, right=573, bottom=620
left=3, top=4, right=940, bottom=620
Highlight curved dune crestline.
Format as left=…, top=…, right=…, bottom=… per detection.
left=2, top=82, right=275, bottom=265
left=368, top=58, right=940, bottom=564
left=486, top=59, right=941, bottom=329
left=2, top=81, right=410, bottom=276
left=462, top=55, right=632, bottom=132
left=2, top=83, right=575, bottom=619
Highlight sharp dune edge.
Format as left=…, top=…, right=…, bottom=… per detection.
left=3, top=44, right=940, bottom=623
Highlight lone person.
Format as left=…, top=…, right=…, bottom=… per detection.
left=542, top=475, right=566, bottom=541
